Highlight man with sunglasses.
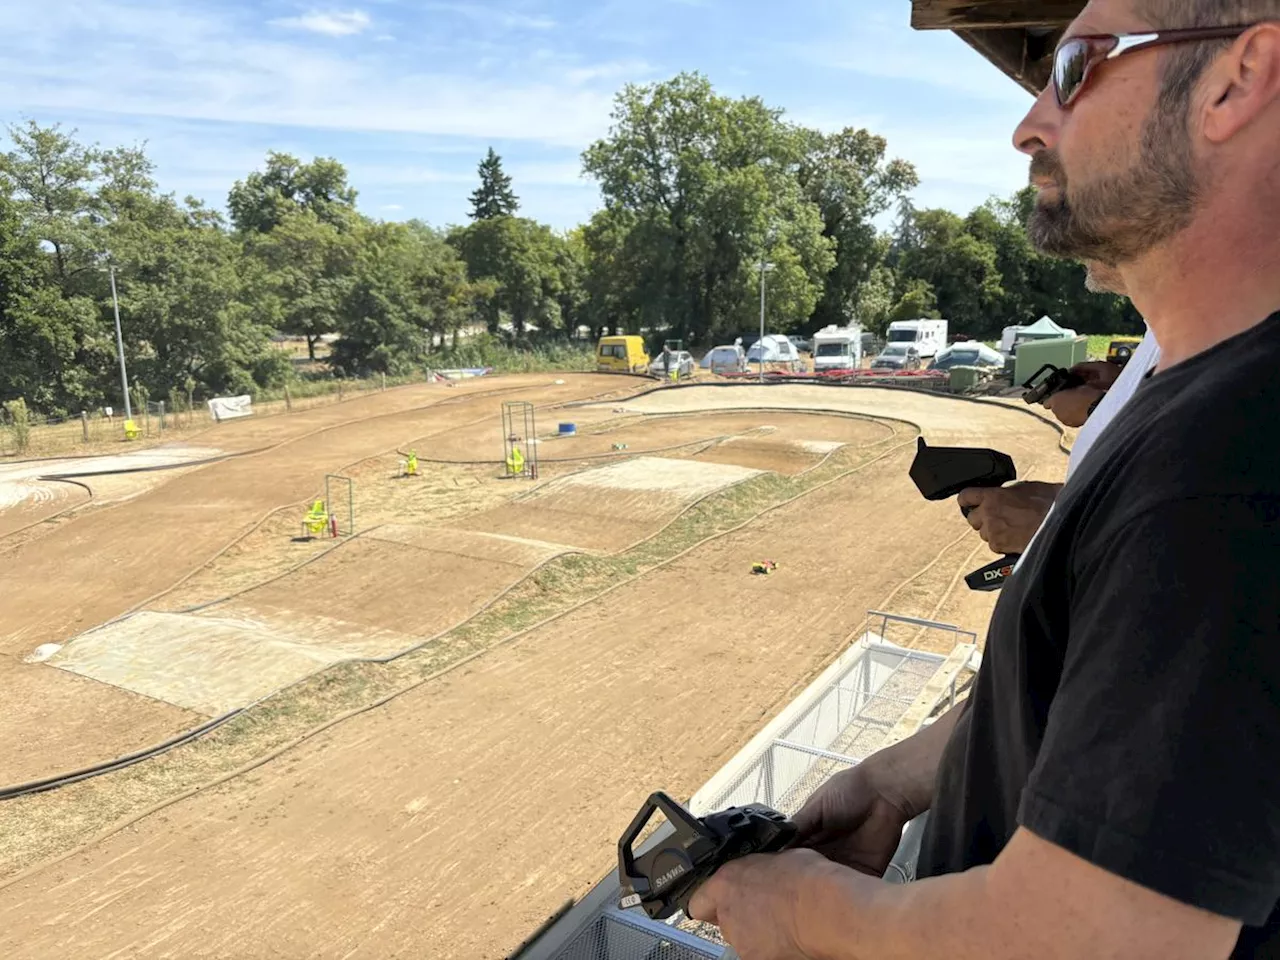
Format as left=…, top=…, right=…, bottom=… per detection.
left=687, top=2, right=1280, bottom=958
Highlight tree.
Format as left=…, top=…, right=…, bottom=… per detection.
left=468, top=148, right=520, bottom=221
left=0, top=182, right=103, bottom=414
left=581, top=73, right=833, bottom=345
left=111, top=198, right=291, bottom=398
left=1, top=120, right=103, bottom=294
left=851, top=264, right=897, bottom=336
left=887, top=278, right=941, bottom=324
left=449, top=216, right=570, bottom=336
left=330, top=221, right=477, bottom=375
left=246, top=209, right=356, bottom=359
left=228, top=153, right=358, bottom=235
left=892, top=208, right=1003, bottom=336
left=798, top=128, right=918, bottom=332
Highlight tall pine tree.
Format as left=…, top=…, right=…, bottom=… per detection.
left=468, top=148, right=519, bottom=221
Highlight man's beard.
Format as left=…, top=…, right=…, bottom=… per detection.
left=1084, top=261, right=1126, bottom=295
left=1027, top=101, right=1201, bottom=265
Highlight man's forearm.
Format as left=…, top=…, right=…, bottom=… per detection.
left=793, top=829, right=1239, bottom=960
left=863, top=700, right=968, bottom=819
left=798, top=857, right=997, bottom=960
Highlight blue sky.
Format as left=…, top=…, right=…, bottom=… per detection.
left=0, top=0, right=1038, bottom=231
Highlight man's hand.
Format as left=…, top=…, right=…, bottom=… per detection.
left=686, top=848, right=831, bottom=960
left=1070, top=360, right=1123, bottom=391
left=790, top=764, right=913, bottom=878
left=1043, top=385, right=1105, bottom=427
left=956, top=481, right=1062, bottom=555
left=1042, top=360, right=1119, bottom=427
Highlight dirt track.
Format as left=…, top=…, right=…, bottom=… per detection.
left=0, top=386, right=1065, bottom=959
left=0, top=375, right=635, bottom=784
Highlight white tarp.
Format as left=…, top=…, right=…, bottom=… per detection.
left=207, top=395, right=254, bottom=422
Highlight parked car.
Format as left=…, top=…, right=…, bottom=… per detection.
left=649, top=349, right=696, bottom=378
left=929, top=343, right=1005, bottom=371
left=790, top=336, right=813, bottom=354
left=870, top=343, right=923, bottom=371
left=700, top=344, right=748, bottom=375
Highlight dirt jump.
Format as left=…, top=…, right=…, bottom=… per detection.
left=0, top=382, right=1066, bottom=960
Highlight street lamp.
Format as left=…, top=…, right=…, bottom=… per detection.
left=759, top=259, right=775, bottom=383
left=108, top=264, right=133, bottom=422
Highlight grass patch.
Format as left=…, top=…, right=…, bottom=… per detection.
left=1085, top=333, right=1144, bottom=360
left=0, top=430, right=907, bottom=879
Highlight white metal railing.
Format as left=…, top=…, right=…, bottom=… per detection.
left=516, top=614, right=977, bottom=960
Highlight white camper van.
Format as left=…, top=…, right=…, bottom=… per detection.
left=811, top=325, right=863, bottom=372
left=886, top=319, right=948, bottom=359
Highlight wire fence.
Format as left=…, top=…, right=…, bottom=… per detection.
left=0, top=371, right=437, bottom=460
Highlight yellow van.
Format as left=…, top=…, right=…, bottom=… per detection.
left=596, top=335, right=650, bottom=374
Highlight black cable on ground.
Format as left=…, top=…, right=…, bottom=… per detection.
left=0, top=709, right=244, bottom=801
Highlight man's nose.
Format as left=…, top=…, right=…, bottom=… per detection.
left=1013, top=84, right=1062, bottom=156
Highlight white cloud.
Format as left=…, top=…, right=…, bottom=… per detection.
left=0, top=2, right=615, bottom=147
left=564, top=59, right=652, bottom=85
left=270, top=9, right=372, bottom=37
left=422, top=3, right=556, bottom=31
left=380, top=203, right=403, bottom=210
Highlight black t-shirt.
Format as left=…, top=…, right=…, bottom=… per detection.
left=917, top=312, right=1280, bottom=955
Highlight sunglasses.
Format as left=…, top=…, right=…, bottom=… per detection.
left=1052, top=25, right=1254, bottom=108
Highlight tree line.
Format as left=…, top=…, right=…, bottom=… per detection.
left=0, top=73, right=1140, bottom=418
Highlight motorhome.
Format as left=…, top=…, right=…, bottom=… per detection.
left=885, top=319, right=948, bottom=359
left=811, top=325, right=863, bottom=372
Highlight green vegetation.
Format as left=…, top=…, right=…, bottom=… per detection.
left=2, top=397, right=30, bottom=452
left=1, top=72, right=1142, bottom=418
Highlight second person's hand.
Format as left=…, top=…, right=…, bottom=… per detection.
left=790, top=764, right=914, bottom=878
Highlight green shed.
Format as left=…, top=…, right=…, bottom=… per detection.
left=1014, top=336, right=1089, bottom=387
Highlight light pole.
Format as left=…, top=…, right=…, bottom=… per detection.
left=758, top=258, right=775, bottom=383
left=109, top=265, right=132, bottom=422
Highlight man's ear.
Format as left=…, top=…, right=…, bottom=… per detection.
left=1203, top=24, right=1280, bottom=144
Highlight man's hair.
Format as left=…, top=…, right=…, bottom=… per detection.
left=1138, top=1, right=1280, bottom=111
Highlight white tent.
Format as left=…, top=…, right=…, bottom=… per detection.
left=746, top=335, right=800, bottom=364
left=1018, top=315, right=1077, bottom=339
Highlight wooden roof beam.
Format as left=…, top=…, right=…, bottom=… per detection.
left=953, top=23, right=1061, bottom=94
left=912, top=0, right=1085, bottom=30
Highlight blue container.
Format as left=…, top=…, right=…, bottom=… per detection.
left=558, top=422, right=577, bottom=436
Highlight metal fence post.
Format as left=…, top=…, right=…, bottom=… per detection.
left=762, top=745, right=775, bottom=807
left=81, top=411, right=89, bottom=443
left=159, top=400, right=165, bottom=433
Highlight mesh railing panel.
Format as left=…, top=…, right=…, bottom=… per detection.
left=696, top=648, right=941, bottom=816
left=527, top=624, right=971, bottom=960
left=557, top=914, right=724, bottom=960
